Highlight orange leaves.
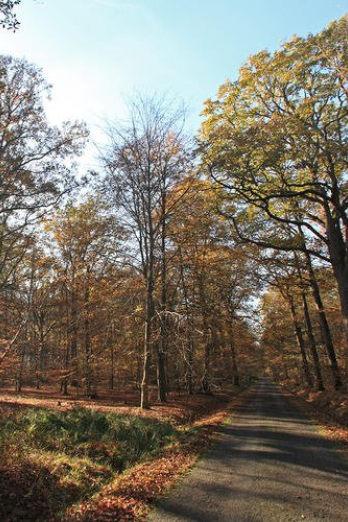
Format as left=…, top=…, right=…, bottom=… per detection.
left=65, top=389, right=251, bottom=521
left=66, top=495, right=146, bottom=521
left=65, top=443, right=197, bottom=520
left=65, top=445, right=192, bottom=520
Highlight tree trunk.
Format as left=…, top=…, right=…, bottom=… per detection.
left=36, top=316, right=45, bottom=390
left=293, top=253, right=324, bottom=390
left=157, top=350, right=166, bottom=402
left=110, top=322, right=115, bottom=390
left=287, top=295, right=312, bottom=387
left=62, top=319, right=69, bottom=396
left=69, top=289, right=78, bottom=385
left=302, top=245, right=342, bottom=389
left=201, top=333, right=213, bottom=394
left=15, top=346, right=25, bottom=393
left=62, top=277, right=70, bottom=395
left=229, top=319, right=240, bottom=386
left=141, top=277, right=154, bottom=409
left=179, top=246, right=195, bottom=394
left=301, top=290, right=325, bottom=391
left=199, top=279, right=212, bottom=395
left=135, top=340, right=142, bottom=390
left=84, top=280, right=96, bottom=399
left=157, top=212, right=167, bottom=402
left=325, top=205, right=348, bottom=359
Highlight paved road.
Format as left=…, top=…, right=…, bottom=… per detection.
left=148, top=381, right=348, bottom=521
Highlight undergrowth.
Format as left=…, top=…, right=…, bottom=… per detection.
left=0, top=406, right=177, bottom=521
left=0, top=389, right=248, bottom=521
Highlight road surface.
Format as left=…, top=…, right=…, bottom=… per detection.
left=148, top=381, right=348, bottom=521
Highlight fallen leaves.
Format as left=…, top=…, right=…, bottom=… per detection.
left=65, top=441, right=197, bottom=520
left=65, top=387, right=254, bottom=521
left=282, top=384, right=348, bottom=453
left=0, top=386, right=253, bottom=521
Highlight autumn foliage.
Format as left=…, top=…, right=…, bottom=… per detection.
left=1, top=13, right=348, bottom=521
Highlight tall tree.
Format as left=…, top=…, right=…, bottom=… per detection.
left=46, top=197, right=120, bottom=397
left=102, top=95, right=191, bottom=407
left=200, top=16, right=348, bottom=356
left=0, top=55, right=88, bottom=291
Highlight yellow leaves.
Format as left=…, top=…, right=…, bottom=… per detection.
left=217, top=80, right=233, bottom=99
left=200, top=14, right=348, bottom=238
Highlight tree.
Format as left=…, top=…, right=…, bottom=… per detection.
left=0, top=1, right=20, bottom=30
left=102, top=95, right=192, bottom=407
left=168, top=178, right=224, bottom=394
left=261, top=288, right=301, bottom=383
left=200, top=16, right=348, bottom=356
left=0, top=55, right=88, bottom=291
left=168, top=178, right=259, bottom=392
left=46, top=197, right=120, bottom=397
left=217, top=247, right=259, bottom=386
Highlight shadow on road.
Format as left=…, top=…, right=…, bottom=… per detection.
left=149, top=381, right=348, bottom=521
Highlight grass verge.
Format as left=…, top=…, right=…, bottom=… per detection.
left=0, top=407, right=177, bottom=521
left=65, top=387, right=255, bottom=521
left=0, top=386, right=254, bottom=521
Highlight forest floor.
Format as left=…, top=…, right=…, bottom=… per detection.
left=280, top=381, right=348, bottom=453
left=1, top=382, right=347, bottom=521
left=0, top=384, right=253, bottom=521
left=0, top=385, right=240, bottom=424
left=283, top=381, right=348, bottom=426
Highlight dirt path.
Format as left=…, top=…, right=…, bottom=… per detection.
left=148, top=381, right=348, bottom=521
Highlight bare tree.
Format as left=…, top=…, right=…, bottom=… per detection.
left=102, top=94, right=191, bottom=408
left=0, top=1, right=20, bottom=30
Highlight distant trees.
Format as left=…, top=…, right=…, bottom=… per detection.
left=46, top=198, right=120, bottom=397
left=261, top=261, right=344, bottom=389
left=0, top=78, right=258, bottom=404
left=0, top=188, right=259, bottom=399
left=0, top=54, right=87, bottom=372
left=168, top=177, right=260, bottom=393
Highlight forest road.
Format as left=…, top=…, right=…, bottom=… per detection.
left=148, top=380, right=348, bottom=521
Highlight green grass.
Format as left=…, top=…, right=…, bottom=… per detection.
left=0, top=406, right=178, bottom=520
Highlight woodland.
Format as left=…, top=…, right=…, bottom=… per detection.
left=0, top=4, right=348, bottom=520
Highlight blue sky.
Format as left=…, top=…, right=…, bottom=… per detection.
left=0, top=0, right=347, bottom=169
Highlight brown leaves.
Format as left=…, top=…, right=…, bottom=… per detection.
left=65, top=389, right=252, bottom=521
left=0, top=388, right=251, bottom=521
left=65, top=442, right=196, bottom=520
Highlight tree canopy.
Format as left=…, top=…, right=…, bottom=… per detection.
left=0, top=16, right=347, bottom=411
left=200, top=15, right=348, bottom=355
